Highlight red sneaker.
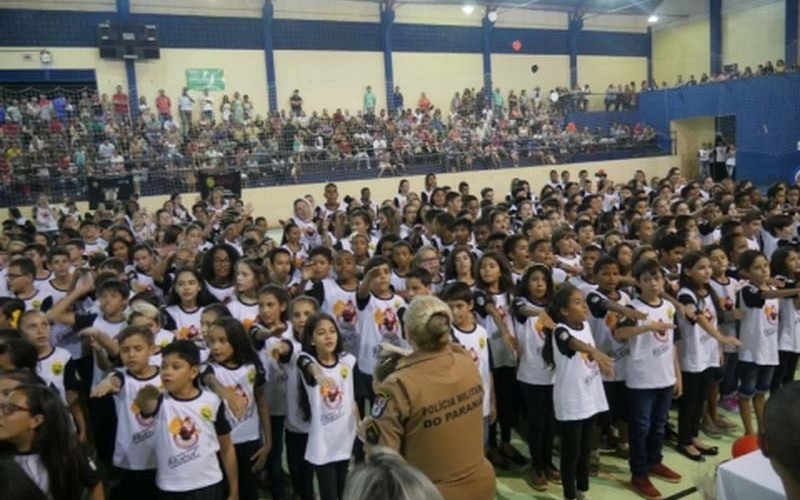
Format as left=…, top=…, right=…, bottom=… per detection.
left=650, top=463, right=682, bottom=484
left=631, top=476, right=663, bottom=500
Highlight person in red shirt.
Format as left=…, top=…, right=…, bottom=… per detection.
left=112, top=85, right=129, bottom=123
left=155, top=88, right=171, bottom=123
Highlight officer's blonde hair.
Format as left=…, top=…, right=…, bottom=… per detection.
left=343, top=446, right=443, bottom=500
left=403, top=295, right=452, bottom=351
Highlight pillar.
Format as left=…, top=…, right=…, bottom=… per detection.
left=568, top=13, right=583, bottom=88
left=381, top=3, right=396, bottom=111
left=262, top=0, right=278, bottom=112
left=709, top=0, right=722, bottom=74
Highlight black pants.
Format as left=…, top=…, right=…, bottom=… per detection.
left=111, top=468, right=157, bottom=500
left=559, top=416, right=596, bottom=500
left=285, top=430, right=314, bottom=500
left=88, top=394, right=117, bottom=463
left=354, top=370, right=375, bottom=462
left=234, top=439, right=262, bottom=500
left=600, top=381, right=630, bottom=427
left=520, top=383, right=555, bottom=472
left=488, top=366, right=516, bottom=447
left=158, top=481, right=225, bottom=500
left=265, top=415, right=285, bottom=500
left=678, top=369, right=712, bottom=446
left=315, top=460, right=349, bottom=500
left=771, top=350, right=799, bottom=391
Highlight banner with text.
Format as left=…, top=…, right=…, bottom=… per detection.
left=185, top=69, right=225, bottom=91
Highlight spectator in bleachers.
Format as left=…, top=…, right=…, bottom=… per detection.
left=155, top=88, right=171, bottom=123
left=392, top=86, right=404, bottom=113
left=112, top=85, right=129, bottom=123
left=364, top=86, right=376, bottom=113
left=290, top=89, right=303, bottom=117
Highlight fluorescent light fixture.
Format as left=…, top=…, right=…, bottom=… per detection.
left=462, top=3, right=475, bottom=15
left=648, top=15, right=659, bottom=23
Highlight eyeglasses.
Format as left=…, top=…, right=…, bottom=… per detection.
left=0, top=401, right=32, bottom=416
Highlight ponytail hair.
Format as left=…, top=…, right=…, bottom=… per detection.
left=541, top=284, right=579, bottom=369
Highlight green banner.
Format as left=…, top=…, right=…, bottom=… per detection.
left=185, top=69, right=225, bottom=91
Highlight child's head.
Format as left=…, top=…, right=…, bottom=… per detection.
left=580, top=245, right=603, bottom=279
left=235, top=259, right=268, bottom=296
left=476, top=251, right=513, bottom=292
left=762, top=381, right=800, bottom=491
left=117, top=325, right=155, bottom=372
left=258, top=284, right=290, bottom=327
left=503, top=235, right=529, bottom=265
left=444, top=246, right=475, bottom=281
left=547, top=285, right=588, bottom=325
left=414, top=246, right=440, bottom=276
left=22, top=244, right=46, bottom=271
left=208, top=316, right=259, bottom=366
left=19, top=311, right=50, bottom=352
left=6, top=258, right=35, bottom=295
left=0, top=336, right=38, bottom=373
left=96, top=279, right=130, bottom=317
left=738, top=250, right=770, bottom=285
left=0, top=383, right=72, bottom=451
left=679, top=251, right=712, bottom=290
left=350, top=234, right=370, bottom=259
left=574, top=220, right=595, bottom=248
left=160, top=340, right=201, bottom=392
left=200, top=303, right=232, bottom=339
left=308, top=246, right=333, bottom=280
left=633, top=258, right=664, bottom=298
left=529, top=239, right=556, bottom=266
left=333, top=250, right=357, bottom=281
left=551, top=228, right=577, bottom=257
left=267, top=248, right=294, bottom=282
left=132, top=244, right=155, bottom=273
left=302, top=312, right=342, bottom=359
left=594, top=256, right=621, bottom=292
left=706, top=244, right=729, bottom=276
left=453, top=218, right=472, bottom=245
left=390, top=242, right=413, bottom=272
left=517, top=263, right=553, bottom=303
left=364, top=256, right=393, bottom=294
left=441, top=282, right=475, bottom=328
left=290, top=296, right=320, bottom=340
left=128, top=301, right=162, bottom=334
left=657, top=233, right=686, bottom=268
left=405, top=267, right=432, bottom=301
left=169, top=267, right=205, bottom=307
left=770, top=247, right=800, bottom=279
left=741, top=211, right=763, bottom=238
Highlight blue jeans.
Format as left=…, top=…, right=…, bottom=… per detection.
left=628, top=386, right=673, bottom=478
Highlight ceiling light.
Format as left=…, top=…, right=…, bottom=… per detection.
left=487, top=10, right=498, bottom=22
left=462, top=4, right=475, bottom=15
left=648, top=15, right=659, bottom=24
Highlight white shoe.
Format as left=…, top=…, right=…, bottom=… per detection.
left=577, top=491, right=593, bottom=500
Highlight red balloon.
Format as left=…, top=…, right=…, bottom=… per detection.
left=512, top=40, right=522, bottom=52
left=732, top=434, right=760, bottom=458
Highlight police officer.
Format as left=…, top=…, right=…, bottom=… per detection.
left=359, top=295, right=495, bottom=500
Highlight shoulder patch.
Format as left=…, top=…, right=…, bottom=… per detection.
left=365, top=420, right=381, bottom=445
left=371, top=391, right=392, bottom=418
left=558, top=330, right=570, bottom=342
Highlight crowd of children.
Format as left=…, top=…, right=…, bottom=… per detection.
left=0, top=166, right=798, bottom=500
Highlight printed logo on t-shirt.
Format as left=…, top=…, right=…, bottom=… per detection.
left=247, top=367, right=256, bottom=384
left=722, top=296, right=734, bottom=310
left=340, top=365, right=349, bottom=380
left=169, top=416, right=200, bottom=449
left=605, top=311, right=620, bottom=330
left=131, top=401, right=155, bottom=428
left=374, top=307, right=400, bottom=340
left=765, top=304, right=778, bottom=325
left=177, top=325, right=200, bottom=340
left=321, top=384, right=343, bottom=410
left=653, top=319, right=671, bottom=342
left=478, top=336, right=486, bottom=349
left=31, top=299, right=42, bottom=310
left=333, top=299, right=357, bottom=326
left=51, top=361, right=63, bottom=376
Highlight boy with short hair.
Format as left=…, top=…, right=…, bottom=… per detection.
left=6, top=256, right=50, bottom=311
left=404, top=266, right=431, bottom=300
left=90, top=325, right=160, bottom=500
left=23, top=243, right=52, bottom=282
left=134, top=340, right=239, bottom=500
left=308, top=250, right=360, bottom=356
left=568, top=245, right=602, bottom=295
left=616, top=259, right=683, bottom=499
left=443, top=282, right=494, bottom=445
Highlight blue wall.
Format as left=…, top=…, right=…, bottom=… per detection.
left=0, top=8, right=648, bottom=57
left=639, top=74, right=800, bottom=185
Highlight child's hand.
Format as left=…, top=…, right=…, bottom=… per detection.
left=593, top=351, right=615, bottom=379
left=720, top=336, right=741, bottom=348
left=222, top=387, right=248, bottom=420
left=673, top=378, right=683, bottom=398
left=626, top=309, right=648, bottom=322
left=318, top=376, right=338, bottom=397
left=364, top=266, right=382, bottom=282
left=539, top=311, right=556, bottom=330
left=79, top=328, right=103, bottom=351
left=90, top=378, right=117, bottom=398
left=649, top=322, right=673, bottom=333
left=301, top=261, right=315, bottom=281
left=250, top=444, right=270, bottom=472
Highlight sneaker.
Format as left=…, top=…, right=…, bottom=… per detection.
left=500, top=443, right=528, bottom=465
left=714, top=415, right=738, bottom=431
left=650, top=463, right=682, bottom=484
left=529, top=469, right=549, bottom=491
left=631, top=476, right=663, bottom=500
left=576, top=491, right=594, bottom=500
left=720, top=396, right=739, bottom=413
left=546, top=465, right=562, bottom=484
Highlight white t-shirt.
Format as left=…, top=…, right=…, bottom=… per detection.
left=710, top=277, right=741, bottom=354
left=474, top=290, right=516, bottom=368
left=36, top=346, right=73, bottom=403
left=153, top=390, right=231, bottom=492
left=299, top=352, right=357, bottom=465
left=737, top=284, right=780, bottom=366
left=204, top=280, right=234, bottom=303
left=512, top=298, right=554, bottom=386
left=226, top=296, right=260, bottom=326
left=623, top=298, right=677, bottom=389
left=204, top=361, right=265, bottom=444
left=452, top=324, right=492, bottom=417
left=551, top=322, right=609, bottom=421
left=111, top=368, right=162, bottom=470
left=676, top=287, right=720, bottom=372
left=587, top=289, right=631, bottom=382
left=260, top=325, right=294, bottom=417
left=356, top=292, right=408, bottom=375
left=314, top=279, right=359, bottom=356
